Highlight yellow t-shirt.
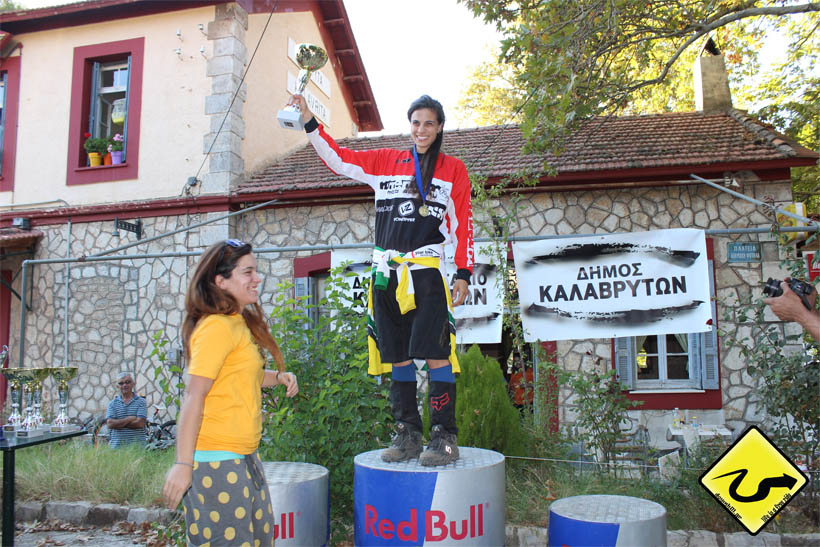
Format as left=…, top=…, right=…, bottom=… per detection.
left=188, top=314, right=264, bottom=454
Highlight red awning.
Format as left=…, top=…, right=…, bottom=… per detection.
left=0, top=227, right=43, bottom=250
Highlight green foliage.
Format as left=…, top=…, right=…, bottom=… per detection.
left=450, top=344, right=527, bottom=455
left=564, top=367, right=642, bottom=466
left=82, top=136, right=109, bottom=156
left=149, top=330, right=183, bottom=411
left=459, top=0, right=820, bottom=206
left=16, top=442, right=173, bottom=505
left=0, top=0, right=23, bottom=12
left=152, top=515, right=186, bottom=547
left=721, top=247, right=820, bottom=525
left=259, top=267, right=391, bottom=525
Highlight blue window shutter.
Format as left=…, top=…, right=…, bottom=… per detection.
left=0, top=71, right=7, bottom=174
left=702, top=259, right=719, bottom=389
left=89, top=61, right=100, bottom=135
left=122, top=55, right=131, bottom=160
left=614, top=337, right=634, bottom=389
left=688, top=333, right=702, bottom=385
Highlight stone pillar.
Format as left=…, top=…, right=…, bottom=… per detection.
left=202, top=3, right=248, bottom=194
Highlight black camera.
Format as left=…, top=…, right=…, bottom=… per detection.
left=763, top=277, right=816, bottom=310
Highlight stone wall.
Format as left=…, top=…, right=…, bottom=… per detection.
left=4, top=178, right=798, bottom=442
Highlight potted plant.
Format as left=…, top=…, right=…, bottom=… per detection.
left=108, top=134, right=124, bottom=165
left=83, top=132, right=109, bottom=167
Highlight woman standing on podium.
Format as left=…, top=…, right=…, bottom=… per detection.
left=162, top=240, right=299, bottom=545
left=288, top=93, right=474, bottom=466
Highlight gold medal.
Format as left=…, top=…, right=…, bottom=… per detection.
left=418, top=205, right=430, bottom=217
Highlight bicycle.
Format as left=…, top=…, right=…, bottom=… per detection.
left=145, top=405, right=176, bottom=451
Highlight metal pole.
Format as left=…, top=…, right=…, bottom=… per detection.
left=20, top=225, right=819, bottom=268
left=17, top=263, right=27, bottom=369
left=689, top=174, right=818, bottom=227
left=87, top=198, right=279, bottom=258
left=64, top=219, right=71, bottom=366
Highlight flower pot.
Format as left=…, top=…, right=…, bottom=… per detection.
left=111, top=150, right=123, bottom=165
left=103, top=153, right=112, bottom=166
left=88, top=152, right=102, bottom=167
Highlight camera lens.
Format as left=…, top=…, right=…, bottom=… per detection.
left=762, top=278, right=783, bottom=297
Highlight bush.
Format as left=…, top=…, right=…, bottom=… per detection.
left=259, top=267, right=391, bottom=525
left=422, top=344, right=527, bottom=455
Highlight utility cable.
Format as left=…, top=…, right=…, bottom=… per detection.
left=184, top=0, right=280, bottom=195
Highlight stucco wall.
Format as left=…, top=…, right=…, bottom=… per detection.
left=0, top=4, right=361, bottom=208
left=243, top=10, right=359, bottom=175
left=0, top=6, right=215, bottom=207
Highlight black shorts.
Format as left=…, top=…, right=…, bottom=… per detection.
left=373, top=268, right=451, bottom=363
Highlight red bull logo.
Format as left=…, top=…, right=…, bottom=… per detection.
left=273, top=512, right=295, bottom=540
left=363, top=503, right=485, bottom=541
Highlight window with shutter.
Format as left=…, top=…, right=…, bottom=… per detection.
left=612, top=242, right=721, bottom=409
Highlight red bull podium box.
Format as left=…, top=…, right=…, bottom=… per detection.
left=548, top=494, right=667, bottom=546
left=262, top=461, right=330, bottom=546
left=354, top=447, right=505, bottom=546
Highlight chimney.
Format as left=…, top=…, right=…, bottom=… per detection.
left=693, top=37, right=733, bottom=112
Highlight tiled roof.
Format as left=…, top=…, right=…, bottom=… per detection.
left=240, top=109, right=818, bottom=196
left=0, top=228, right=44, bottom=250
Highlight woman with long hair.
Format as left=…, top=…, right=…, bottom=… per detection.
left=162, top=239, right=298, bottom=546
left=288, top=94, right=473, bottom=466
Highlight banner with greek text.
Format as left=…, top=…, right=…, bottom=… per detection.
left=331, top=248, right=372, bottom=313
left=512, top=229, right=712, bottom=342
left=446, top=242, right=504, bottom=344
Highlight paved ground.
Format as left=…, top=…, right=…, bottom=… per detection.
left=12, top=523, right=820, bottom=547
left=16, top=529, right=140, bottom=547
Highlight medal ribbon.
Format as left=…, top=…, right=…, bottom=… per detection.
left=412, top=145, right=428, bottom=205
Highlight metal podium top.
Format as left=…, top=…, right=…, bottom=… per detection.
left=550, top=494, right=666, bottom=523
left=261, top=461, right=328, bottom=484
left=354, top=446, right=504, bottom=471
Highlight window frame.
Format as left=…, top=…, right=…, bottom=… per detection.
left=613, top=238, right=721, bottom=410
left=0, top=56, right=20, bottom=192
left=66, top=37, right=143, bottom=186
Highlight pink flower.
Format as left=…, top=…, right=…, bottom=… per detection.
left=113, top=133, right=123, bottom=142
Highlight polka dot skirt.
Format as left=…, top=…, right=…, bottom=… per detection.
left=182, top=452, right=275, bottom=546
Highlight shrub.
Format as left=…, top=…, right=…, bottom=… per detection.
left=422, top=344, right=527, bottom=455
left=259, top=267, right=391, bottom=524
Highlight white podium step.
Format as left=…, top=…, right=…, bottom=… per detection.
left=263, top=461, right=329, bottom=546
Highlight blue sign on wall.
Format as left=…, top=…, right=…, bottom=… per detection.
left=727, top=242, right=761, bottom=263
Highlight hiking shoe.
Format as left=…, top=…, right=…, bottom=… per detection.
left=419, top=425, right=459, bottom=467
left=381, top=422, right=423, bottom=463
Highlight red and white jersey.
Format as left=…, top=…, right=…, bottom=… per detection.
left=307, top=122, right=474, bottom=274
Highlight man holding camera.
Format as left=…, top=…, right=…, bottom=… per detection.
left=764, top=280, right=820, bottom=341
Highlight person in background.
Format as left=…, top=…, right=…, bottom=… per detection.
left=105, top=371, right=146, bottom=448
left=288, top=93, right=473, bottom=466
left=162, top=239, right=298, bottom=546
left=764, top=280, right=820, bottom=341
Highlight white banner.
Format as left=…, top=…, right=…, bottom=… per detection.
left=512, top=229, right=712, bottom=342
left=330, top=248, right=372, bottom=313
left=446, top=242, right=504, bottom=344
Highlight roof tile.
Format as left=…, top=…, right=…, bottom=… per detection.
left=240, top=110, right=818, bottom=195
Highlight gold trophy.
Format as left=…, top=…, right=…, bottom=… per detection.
left=277, top=43, right=328, bottom=130
left=17, top=368, right=40, bottom=437
left=1, top=355, right=25, bottom=432
left=50, top=367, right=79, bottom=432
left=18, top=368, right=50, bottom=437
